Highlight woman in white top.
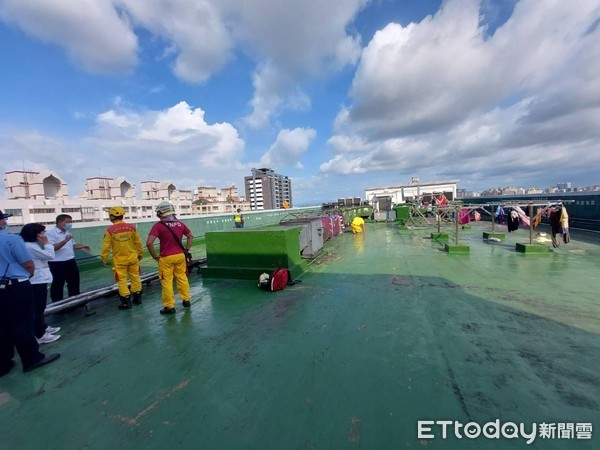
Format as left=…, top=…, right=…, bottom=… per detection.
left=20, top=223, right=61, bottom=344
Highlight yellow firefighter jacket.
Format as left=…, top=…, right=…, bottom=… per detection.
left=100, top=220, right=143, bottom=265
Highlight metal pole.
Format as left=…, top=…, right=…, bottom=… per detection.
left=491, top=203, right=495, bottom=232
left=455, top=205, right=459, bottom=245
left=529, top=203, right=533, bottom=245
left=45, top=258, right=206, bottom=315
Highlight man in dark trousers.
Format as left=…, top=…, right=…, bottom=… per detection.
left=0, top=210, right=60, bottom=376
left=46, top=214, right=90, bottom=302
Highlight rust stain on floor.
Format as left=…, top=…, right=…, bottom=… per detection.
left=111, top=377, right=194, bottom=426
left=348, top=415, right=361, bottom=444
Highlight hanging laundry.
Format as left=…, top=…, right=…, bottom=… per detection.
left=507, top=210, right=520, bottom=232
left=550, top=204, right=570, bottom=247
left=495, top=206, right=505, bottom=224
left=532, top=207, right=543, bottom=229
left=550, top=208, right=562, bottom=247
left=435, top=195, right=448, bottom=207
left=473, top=211, right=481, bottom=221
left=560, top=205, right=570, bottom=244
left=458, top=209, right=471, bottom=225
left=514, top=206, right=531, bottom=227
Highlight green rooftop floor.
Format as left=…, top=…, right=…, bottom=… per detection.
left=1, top=221, right=598, bottom=449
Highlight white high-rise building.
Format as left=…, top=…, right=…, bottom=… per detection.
left=244, top=168, right=292, bottom=210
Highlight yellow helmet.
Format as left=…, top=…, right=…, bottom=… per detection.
left=109, top=206, right=125, bottom=217
left=156, top=201, right=175, bottom=216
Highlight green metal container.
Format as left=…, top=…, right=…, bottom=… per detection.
left=393, top=205, right=411, bottom=226
left=341, top=205, right=373, bottom=225
left=202, top=226, right=307, bottom=280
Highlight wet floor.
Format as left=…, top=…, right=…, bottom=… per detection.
left=1, top=221, right=598, bottom=449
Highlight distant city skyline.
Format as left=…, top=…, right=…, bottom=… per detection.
left=459, top=182, right=600, bottom=198
left=3, top=166, right=599, bottom=206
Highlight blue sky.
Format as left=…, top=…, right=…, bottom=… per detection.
left=1, top=0, right=599, bottom=205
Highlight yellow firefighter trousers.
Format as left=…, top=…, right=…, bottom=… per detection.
left=158, top=253, right=191, bottom=308
left=114, top=261, right=142, bottom=297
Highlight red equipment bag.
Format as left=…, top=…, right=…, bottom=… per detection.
left=270, top=268, right=291, bottom=291
left=259, top=268, right=293, bottom=291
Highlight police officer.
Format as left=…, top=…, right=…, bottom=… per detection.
left=0, top=210, right=60, bottom=376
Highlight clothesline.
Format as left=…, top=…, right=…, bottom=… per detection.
left=430, top=200, right=575, bottom=246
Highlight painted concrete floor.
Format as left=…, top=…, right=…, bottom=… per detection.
left=1, top=221, right=599, bottom=449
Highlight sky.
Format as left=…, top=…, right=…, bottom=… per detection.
left=1, top=0, right=599, bottom=205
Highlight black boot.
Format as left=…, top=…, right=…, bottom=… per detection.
left=132, top=292, right=142, bottom=305
left=118, top=295, right=132, bottom=310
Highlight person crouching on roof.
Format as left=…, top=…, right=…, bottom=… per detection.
left=100, top=206, right=143, bottom=310
left=146, top=201, right=194, bottom=315
left=350, top=216, right=366, bottom=234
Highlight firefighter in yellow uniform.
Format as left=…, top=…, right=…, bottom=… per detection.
left=350, top=216, right=366, bottom=234
left=146, top=202, right=193, bottom=315
left=100, top=206, right=143, bottom=310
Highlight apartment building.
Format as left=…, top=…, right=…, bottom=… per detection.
left=192, top=185, right=250, bottom=215
left=5, top=170, right=69, bottom=200
left=1, top=170, right=194, bottom=226
left=244, top=168, right=292, bottom=211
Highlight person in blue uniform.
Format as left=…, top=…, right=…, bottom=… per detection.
left=0, top=210, right=60, bottom=376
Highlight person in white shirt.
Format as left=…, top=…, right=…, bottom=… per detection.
left=46, top=214, right=90, bottom=302
left=20, top=223, right=61, bottom=344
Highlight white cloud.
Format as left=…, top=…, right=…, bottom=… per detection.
left=327, top=133, right=373, bottom=154
left=349, top=0, right=494, bottom=138
left=0, top=102, right=248, bottom=196
left=228, top=0, right=365, bottom=127
left=118, top=0, right=233, bottom=83
left=0, top=0, right=138, bottom=74
left=93, top=101, right=245, bottom=168
left=244, top=67, right=314, bottom=130
left=97, top=110, right=141, bottom=129
left=244, top=63, right=289, bottom=129
left=322, top=0, right=600, bottom=190
left=319, top=155, right=366, bottom=175
left=3, top=0, right=599, bottom=201
left=0, top=127, right=90, bottom=196
left=259, top=127, right=316, bottom=169
left=0, top=0, right=365, bottom=126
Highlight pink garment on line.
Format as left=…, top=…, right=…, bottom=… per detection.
left=458, top=209, right=471, bottom=225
